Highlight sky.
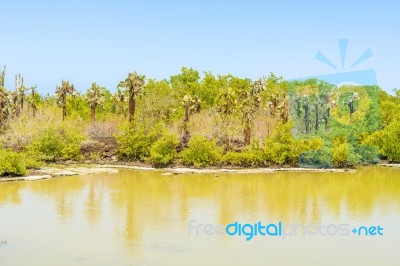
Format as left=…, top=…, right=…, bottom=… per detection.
left=0, top=0, right=399, bottom=94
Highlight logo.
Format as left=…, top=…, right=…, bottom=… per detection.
left=288, top=39, right=381, bottom=168
left=188, top=219, right=384, bottom=241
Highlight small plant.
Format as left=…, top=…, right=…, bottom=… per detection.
left=116, top=123, right=164, bottom=161
left=28, top=124, right=84, bottom=161
left=0, top=149, right=27, bottom=176
left=264, top=122, right=322, bottom=165
left=149, top=134, right=179, bottom=167
left=180, top=135, right=222, bottom=167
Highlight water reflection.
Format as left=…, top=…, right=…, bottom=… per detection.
left=1, top=166, right=400, bottom=265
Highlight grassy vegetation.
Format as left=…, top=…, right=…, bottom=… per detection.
left=0, top=66, right=399, bottom=176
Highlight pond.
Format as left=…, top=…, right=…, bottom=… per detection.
left=1, top=167, right=400, bottom=265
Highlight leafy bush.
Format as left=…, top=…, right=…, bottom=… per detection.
left=299, top=147, right=332, bottom=168
left=354, top=144, right=380, bottom=164
left=0, top=149, right=27, bottom=176
left=116, top=123, right=164, bottom=161
left=222, top=142, right=266, bottom=167
left=264, top=123, right=322, bottom=165
left=379, top=121, right=400, bottom=162
left=28, top=124, right=84, bottom=161
left=331, top=136, right=361, bottom=167
left=362, top=121, right=400, bottom=162
left=149, top=134, right=179, bottom=167
left=222, top=151, right=255, bottom=167
left=180, top=135, right=222, bottom=167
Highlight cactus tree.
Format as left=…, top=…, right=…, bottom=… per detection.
left=181, top=94, right=201, bottom=144
left=56, top=80, right=76, bottom=121
left=118, top=72, right=145, bottom=127
left=86, top=82, right=105, bottom=122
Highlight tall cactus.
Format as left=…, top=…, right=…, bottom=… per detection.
left=0, top=66, right=8, bottom=128
left=114, top=87, right=127, bottom=115
left=27, top=86, right=39, bottom=117
left=56, top=80, right=76, bottom=121
left=0, top=66, right=5, bottom=87
left=86, top=82, right=105, bottom=122
left=15, top=74, right=28, bottom=112
left=239, top=78, right=264, bottom=145
left=117, top=72, right=145, bottom=127
left=181, top=94, right=201, bottom=144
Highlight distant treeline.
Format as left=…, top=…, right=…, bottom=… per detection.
left=0, top=66, right=399, bottom=176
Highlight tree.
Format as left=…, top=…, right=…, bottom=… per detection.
left=217, top=87, right=239, bottom=151
left=56, top=80, right=76, bottom=121
left=170, top=67, right=200, bottom=98
left=0, top=87, right=10, bottom=128
left=114, top=87, right=127, bottom=115
left=118, top=72, right=145, bottom=127
left=263, top=73, right=289, bottom=123
left=238, top=78, right=264, bottom=145
left=15, top=74, right=28, bottom=112
left=181, top=94, right=201, bottom=145
left=0, top=66, right=9, bottom=128
left=27, top=86, right=40, bottom=117
left=86, top=82, right=105, bottom=122
left=0, top=66, right=5, bottom=87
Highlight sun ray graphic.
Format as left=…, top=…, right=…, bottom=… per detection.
left=315, top=39, right=373, bottom=71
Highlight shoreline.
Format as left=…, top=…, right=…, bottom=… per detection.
left=1, top=163, right=387, bottom=183
left=1, top=162, right=399, bottom=183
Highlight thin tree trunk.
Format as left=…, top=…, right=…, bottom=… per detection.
left=183, top=106, right=190, bottom=144
left=129, top=94, right=135, bottom=126
left=62, top=105, right=66, bottom=121
left=305, top=104, right=310, bottom=134
left=244, top=121, right=251, bottom=145
left=325, top=108, right=330, bottom=131
left=315, top=104, right=319, bottom=132
left=91, top=106, right=96, bottom=122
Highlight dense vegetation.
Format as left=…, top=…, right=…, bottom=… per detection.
left=0, top=65, right=399, bottom=175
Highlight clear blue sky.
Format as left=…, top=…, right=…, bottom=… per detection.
left=0, top=0, right=399, bottom=94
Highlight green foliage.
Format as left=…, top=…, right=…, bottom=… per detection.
left=331, top=136, right=361, bottom=167
left=138, top=79, right=179, bottom=125
left=0, top=149, right=27, bottom=176
left=116, top=123, right=165, bottom=161
left=149, top=134, right=179, bottom=167
left=366, top=121, right=400, bottom=162
left=222, top=151, right=258, bottom=167
left=180, top=135, right=222, bottom=167
left=0, top=65, right=398, bottom=168
left=170, top=67, right=201, bottom=99
left=300, top=147, right=332, bottom=168
left=264, top=122, right=322, bottom=165
left=354, top=144, right=380, bottom=164
left=222, top=140, right=266, bottom=167
left=28, top=124, right=84, bottom=161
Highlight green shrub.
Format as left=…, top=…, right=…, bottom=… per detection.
left=299, top=147, right=332, bottom=168
left=116, top=123, right=164, bottom=161
left=222, top=151, right=254, bottom=167
left=354, top=144, right=380, bottom=164
left=332, top=136, right=350, bottom=167
left=0, top=149, right=27, bottom=176
left=28, top=125, right=84, bottom=161
left=264, top=123, right=322, bottom=166
left=180, top=135, right=222, bottom=167
left=22, top=152, right=43, bottom=169
left=149, top=134, right=179, bottom=167
left=380, top=121, right=400, bottom=162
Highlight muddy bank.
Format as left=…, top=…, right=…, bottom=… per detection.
left=1, top=164, right=359, bottom=182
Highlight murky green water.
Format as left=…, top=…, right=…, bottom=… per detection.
left=1, top=167, right=400, bottom=265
